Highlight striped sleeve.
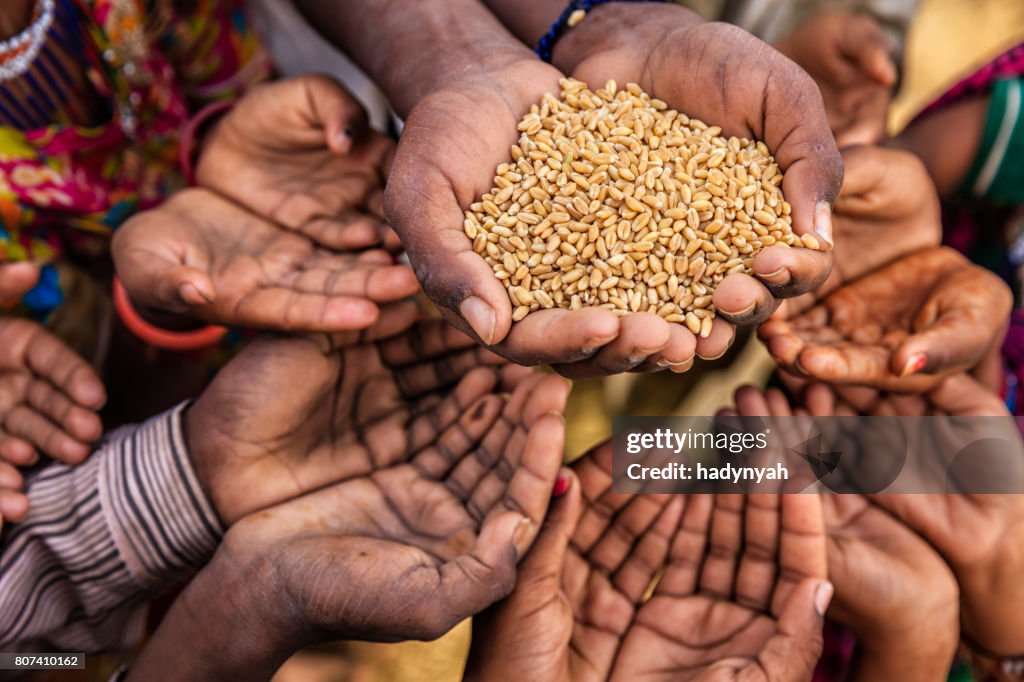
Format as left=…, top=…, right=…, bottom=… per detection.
left=0, top=403, right=224, bottom=653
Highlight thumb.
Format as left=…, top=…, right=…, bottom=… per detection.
left=302, top=74, right=370, bottom=155
left=122, top=260, right=216, bottom=313
left=0, top=262, right=40, bottom=301
left=892, top=306, right=1005, bottom=381
left=758, top=579, right=831, bottom=681
left=839, top=18, right=897, bottom=86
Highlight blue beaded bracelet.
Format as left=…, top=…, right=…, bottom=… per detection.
left=535, top=0, right=671, bottom=63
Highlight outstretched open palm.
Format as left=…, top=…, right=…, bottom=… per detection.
left=114, top=189, right=418, bottom=332
left=760, top=247, right=1012, bottom=391
left=185, top=310, right=548, bottom=524
left=215, top=371, right=570, bottom=645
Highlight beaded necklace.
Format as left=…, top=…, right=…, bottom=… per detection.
left=0, top=0, right=90, bottom=130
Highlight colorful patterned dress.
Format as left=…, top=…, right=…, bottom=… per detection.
left=0, top=0, right=269, bottom=316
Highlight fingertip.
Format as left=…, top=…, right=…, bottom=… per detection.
left=1, top=439, right=38, bottom=466
left=64, top=409, right=103, bottom=442
left=57, top=439, right=92, bottom=465
left=178, top=279, right=214, bottom=307
left=0, top=489, right=29, bottom=521
left=460, top=295, right=499, bottom=346
left=325, top=298, right=380, bottom=330
left=70, top=377, right=106, bottom=410
left=0, top=462, right=24, bottom=489
left=695, top=317, right=734, bottom=361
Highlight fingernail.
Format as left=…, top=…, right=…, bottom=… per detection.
left=552, top=470, right=572, bottom=497
left=460, top=296, right=496, bottom=346
left=335, top=129, right=354, bottom=155
left=657, top=357, right=693, bottom=371
left=512, top=517, right=533, bottom=556
left=814, top=202, right=833, bottom=249
left=757, top=267, right=791, bottom=286
left=179, top=282, right=212, bottom=306
left=670, top=357, right=695, bottom=373
left=900, top=353, right=927, bottom=378
left=723, top=300, right=757, bottom=319
left=814, top=581, right=834, bottom=617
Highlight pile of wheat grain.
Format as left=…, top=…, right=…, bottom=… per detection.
left=464, top=78, right=817, bottom=338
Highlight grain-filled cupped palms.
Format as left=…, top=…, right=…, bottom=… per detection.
left=212, top=369, right=571, bottom=644
left=387, top=3, right=842, bottom=377
left=113, top=188, right=418, bottom=332
left=185, top=312, right=564, bottom=525
left=760, top=247, right=1012, bottom=392
left=468, top=442, right=831, bottom=682
left=553, top=4, right=843, bottom=344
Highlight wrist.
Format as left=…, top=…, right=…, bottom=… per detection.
left=129, top=552, right=295, bottom=682
left=853, top=626, right=959, bottom=681
left=551, top=2, right=702, bottom=74
left=296, top=0, right=534, bottom=117
left=956, top=530, right=1024, bottom=655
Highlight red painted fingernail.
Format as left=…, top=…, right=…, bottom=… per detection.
left=900, top=353, right=927, bottom=378
left=552, top=473, right=571, bottom=498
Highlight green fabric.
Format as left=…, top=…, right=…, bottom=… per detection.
left=961, top=78, right=1024, bottom=205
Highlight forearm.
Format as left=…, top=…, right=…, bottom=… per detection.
left=127, top=553, right=293, bottom=682
left=889, top=97, right=988, bottom=197
left=0, top=405, right=222, bottom=651
left=849, top=640, right=957, bottom=682
left=291, top=0, right=534, bottom=116
left=479, top=0, right=560, bottom=47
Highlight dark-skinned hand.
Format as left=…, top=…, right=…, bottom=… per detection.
left=781, top=145, right=942, bottom=315
left=731, top=384, right=960, bottom=681
left=0, top=263, right=105, bottom=523
left=185, top=306, right=548, bottom=525
left=775, top=10, right=897, bottom=147
left=554, top=4, right=843, bottom=343
left=388, top=3, right=842, bottom=377
left=468, top=441, right=832, bottom=682
left=127, top=370, right=571, bottom=682
left=113, top=188, right=418, bottom=332
left=760, top=247, right=1012, bottom=391
left=195, top=74, right=401, bottom=251
left=781, top=375, right=1024, bottom=657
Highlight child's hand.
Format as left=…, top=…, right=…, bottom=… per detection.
left=195, top=74, right=400, bottom=251
left=467, top=443, right=684, bottom=682
left=0, top=263, right=42, bottom=303
left=760, top=247, right=1012, bottom=392
left=0, top=265, right=106, bottom=522
left=783, top=146, right=942, bottom=315
left=468, top=441, right=831, bottom=682
left=776, top=10, right=897, bottom=146
left=127, top=370, right=570, bottom=681
left=768, top=375, right=1024, bottom=657
left=730, top=385, right=961, bottom=682
left=183, top=311, right=543, bottom=525
left=112, top=188, right=419, bottom=332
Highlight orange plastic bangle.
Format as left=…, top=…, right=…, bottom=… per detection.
left=113, top=278, right=227, bottom=351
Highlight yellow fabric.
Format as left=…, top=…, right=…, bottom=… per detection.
left=890, top=0, right=1024, bottom=131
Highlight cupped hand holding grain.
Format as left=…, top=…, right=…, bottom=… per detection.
left=113, top=188, right=419, bottom=332
left=759, top=247, right=1012, bottom=392
left=387, top=58, right=699, bottom=376
left=552, top=3, right=842, bottom=334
